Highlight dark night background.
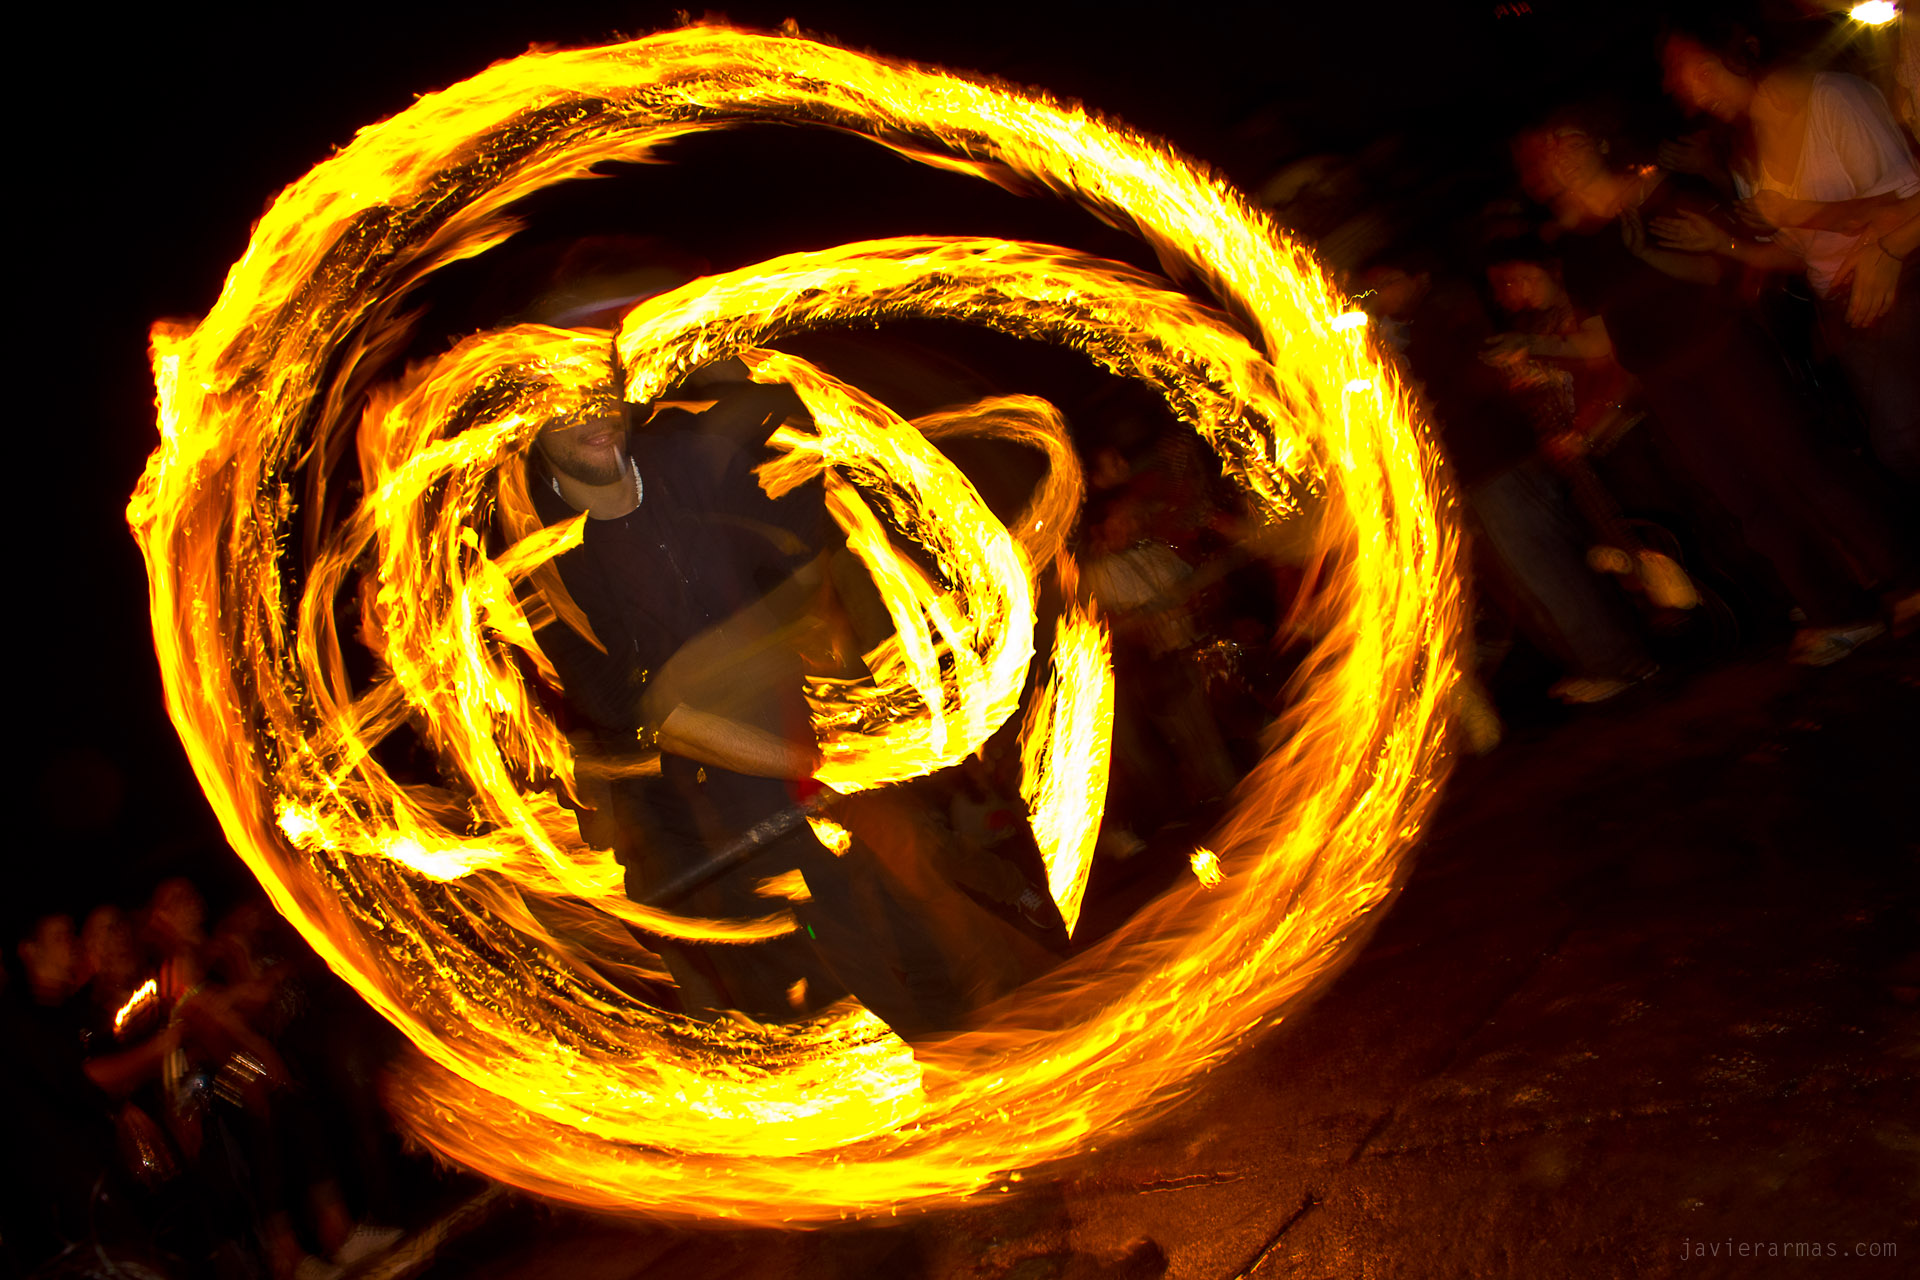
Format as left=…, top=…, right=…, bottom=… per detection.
left=18, top=0, right=1684, bottom=919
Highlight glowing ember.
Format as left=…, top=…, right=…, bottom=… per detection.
left=113, top=977, right=158, bottom=1035
left=128, top=25, right=1459, bottom=1218
left=1189, top=848, right=1224, bottom=889
left=806, top=815, right=854, bottom=857
left=755, top=870, right=814, bottom=903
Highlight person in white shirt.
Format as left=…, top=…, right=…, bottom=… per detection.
left=1659, top=23, right=1920, bottom=488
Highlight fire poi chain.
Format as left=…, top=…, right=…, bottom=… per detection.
left=129, top=25, right=1460, bottom=1218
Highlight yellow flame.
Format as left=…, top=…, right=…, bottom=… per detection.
left=755, top=869, right=814, bottom=903
left=806, top=816, right=853, bottom=857
left=128, top=25, right=1460, bottom=1219
left=113, top=978, right=158, bottom=1035
left=1189, top=848, right=1224, bottom=889
left=1018, top=607, right=1115, bottom=937
left=740, top=345, right=1034, bottom=790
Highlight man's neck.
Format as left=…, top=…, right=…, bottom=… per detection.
left=553, top=460, right=641, bottom=520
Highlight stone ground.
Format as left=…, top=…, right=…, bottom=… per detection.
left=398, top=634, right=1919, bottom=1280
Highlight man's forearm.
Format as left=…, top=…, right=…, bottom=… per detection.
left=1639, top=247, right=1723, bottom=286
left=657, top=703, right=820, bottom=779
left=1527, top=316, right=1614, bottom=360
left=84, top=1029, right=179, bottom=1097
left=1866, top=197, right=1920, bottom=259
left=1759, top=189, right=1904, bottom=234
left=1725, top=235, right=1803, bottom=273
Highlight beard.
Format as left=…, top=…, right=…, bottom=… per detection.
left=537, top=418, right=631, bottom=487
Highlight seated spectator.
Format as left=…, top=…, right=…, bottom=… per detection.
left=3, top=913, right=172, bottom=1268
left=1083, top=493, right=1238, bottom=798
left=1482, top=240, right=1699, bottom=613
left=1367, top=261, right=1656, bottom=704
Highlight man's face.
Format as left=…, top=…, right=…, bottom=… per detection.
left=20, top=915, right=79, bottom=999
left=1488, top=262, right=1556, bottom=314
left=536, top=413, right=631, bottom=487
left=83, top=907, right=138, bottom=983
left=1664, top=40, right=1745, bottom=123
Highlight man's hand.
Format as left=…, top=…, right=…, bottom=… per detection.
left=1620, top=206, right=1650, bottom=258
left=1657, top=131, right=1715, bottom=178
left=657, top=703, right=822, bottom=780
left=1738, top=189, right=1793, bottom=230
left=1833, top=237, right=1902, bottom=328
left=1481, top=332, right=1532, bottom=366
left=1651, top=209, right=1724, bottom=254
left=1544, top=432, right=1589, bottom=466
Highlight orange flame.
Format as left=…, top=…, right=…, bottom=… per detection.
left=113, top=978, right=158, bottom=1036
left=1189, top=847, right=1224, bottom=889
left=1019, top=606, right=1115, bottom=938
left=128, top=25, right=1460, bottom=1219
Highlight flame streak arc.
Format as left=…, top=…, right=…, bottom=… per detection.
left=1019, top=607, right=1114, bottom=938
left=128, top=26, right=1459, bottom=1218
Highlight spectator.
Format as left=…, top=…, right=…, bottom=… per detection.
left=1659, top=19, right=1920, bottom=487
left=1516, top=118, right=1911, bottom=664
left=1482, top=240, right=1699, bottom=613
left=1371, top=262, right=1656, bottom=703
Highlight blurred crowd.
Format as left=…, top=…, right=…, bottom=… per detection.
left=4, top=881, right=404, bottom=1279
left=1260, top=9, right=1918, bottom=736
left=1066, top=7, right=1917, bottom=827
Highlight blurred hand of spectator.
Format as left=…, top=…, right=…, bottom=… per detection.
left=1481, top=332, right=1533, bottom=366
left=1739, top=189, right=1794, bottom=230
left=1732, top=205, right=1777, bottom=238
left=1656, top=130, right=1715, bottom=178
left=176, top=983, right=294, bottom=1092
left=1651, top=209, right=1726, bottom=255
left=1620, top=207, right=1650, bottom=259
left=1543, top=432, right=1589, bottom=466
left=1832, top=237, right=1902, bottom=328
left=82, top=1019, right=185, bottom=1098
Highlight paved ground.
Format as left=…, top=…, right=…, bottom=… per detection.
left=408, top=634, right=1919, bottom=1280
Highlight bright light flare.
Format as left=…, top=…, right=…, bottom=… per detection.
left=129, top=25, right=1460, bottom=1219
left=1850, top=2, right=1898, bottom=25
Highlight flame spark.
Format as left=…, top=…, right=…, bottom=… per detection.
left=1189, top=848, right=1224, bottom=889
left=128, top=26, right=1460, bottom=1219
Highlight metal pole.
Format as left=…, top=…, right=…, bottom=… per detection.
left=638, top=786, right=840, bottom=909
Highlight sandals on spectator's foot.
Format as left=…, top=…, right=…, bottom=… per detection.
left=1586, top=545, right=1634, bottom=575
left=333, top=1224, right=404, bottom=1268
left=1549, top=666, right=1657, bottom=705
left=1889, top=589, right=1920, bottom=638
left=1636, top=551, right=1699, bottom=610
left=1551, top=677, right=1631, bottom=705
left=1790, top=622, right=1884, bottom=667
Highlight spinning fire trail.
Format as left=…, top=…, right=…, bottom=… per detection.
left=129, top=26, right=1461, bottom=1218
